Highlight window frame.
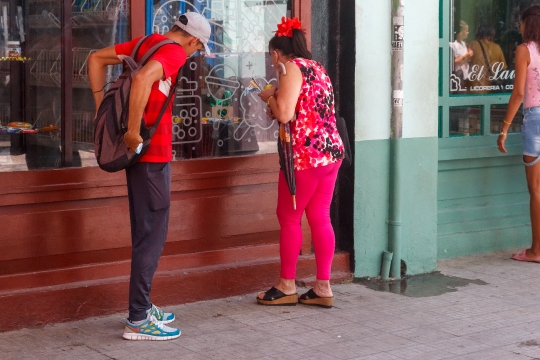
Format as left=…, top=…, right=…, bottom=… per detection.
left=438, top=0, right=514, bottom=139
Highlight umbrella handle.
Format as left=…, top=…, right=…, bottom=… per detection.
left=292, top=195, right=296, bottom=210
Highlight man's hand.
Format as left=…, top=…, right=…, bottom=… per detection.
left=124, top=131, right=143, bottom=152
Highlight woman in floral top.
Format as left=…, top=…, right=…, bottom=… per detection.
left=257, top=17, right=344, bottom=308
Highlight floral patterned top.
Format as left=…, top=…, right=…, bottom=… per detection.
left=288, top=58, right=344, bottom=170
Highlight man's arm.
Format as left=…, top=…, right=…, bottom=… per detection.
left=88, top=46, right=122, bottom=113
left=123, top=60, right=164, bottom=152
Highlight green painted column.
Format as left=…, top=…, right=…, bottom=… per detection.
left=354, top=0, right=439, bottom=278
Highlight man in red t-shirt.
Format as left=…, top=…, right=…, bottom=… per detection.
left=88, top=12, right=212, bottom=341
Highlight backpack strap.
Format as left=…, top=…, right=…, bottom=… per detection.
left=139, top=38, right=176, bottom=66
left=130, top=36, right=150, bottom=61
left=130, top=35, right=183, bottom=137
left=146, top=70, right=182, bottom=137
left=119, top=36, right=150, bottom=72
left=129, top=35, right=176, bottom=65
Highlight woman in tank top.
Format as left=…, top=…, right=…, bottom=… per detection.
left=255, top=17, right=344, bottom=307
left=499, top=5, right=540, bottom=262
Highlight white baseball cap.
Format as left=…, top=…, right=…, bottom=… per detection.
left=174, top=12, right=212, bottom=55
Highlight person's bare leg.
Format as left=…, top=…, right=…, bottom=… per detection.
left=257, top=278, right=296, bottom=299
left=522, top=155, right=540, bottom=260
left=313, top=279, right=333, bottom=298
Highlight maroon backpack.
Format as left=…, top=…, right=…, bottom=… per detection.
left=94, top=36, right=180, bottom=172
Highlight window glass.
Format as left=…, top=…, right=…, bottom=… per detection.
left=449, top=0, right=533, bottom=95
left=449, top=106, right=482, bottom=137
left=152, top=0, right=288, bottom=160
left=490, top=104, right=523, bottom=134
left=0, top=0, right=129, bottom=171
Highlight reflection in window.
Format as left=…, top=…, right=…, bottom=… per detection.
left=152, top=0, right=288, bottom=160
left=0, top=0, right=129, bottom=171
left=449, top=0, right=532, bottom=95
left=450, top=106, right=482, bottom=137
left=491, top=104, right=523, bottom=134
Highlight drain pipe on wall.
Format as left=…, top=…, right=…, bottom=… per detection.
left=384, top=0, right=405, bottom=280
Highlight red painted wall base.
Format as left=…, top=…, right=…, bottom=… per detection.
left=0, top=251, right=351, bottom=332
left=0, top=155, right=352, bottom=332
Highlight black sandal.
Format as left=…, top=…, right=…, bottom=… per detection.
left=298, top=288, right=334, bottom=308
left=256, top=286, right=298, bottom=306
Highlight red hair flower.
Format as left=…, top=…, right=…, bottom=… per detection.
left=276, top=17, right=303, bottom=37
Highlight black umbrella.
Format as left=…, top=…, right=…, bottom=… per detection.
left=278, top=121, right=296, bottom=210
left=250, top=78, right=297, bottom=210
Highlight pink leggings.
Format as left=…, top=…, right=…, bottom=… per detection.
left=277, top=161, right=342, bottom=280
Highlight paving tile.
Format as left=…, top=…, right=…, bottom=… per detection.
left=227, top=311, right=285, bottom=326
left=197, top=343, right=258, bottom=359
left=386, top=343, right=455, bottom=360
left=503, top=339, right=540, bottom=358
left=443, top=347, right=534, bottom=360
left=4, top=251, right=540, bottom=359
left=353, top=352, right=402, bottom=360
left=291, top=312, right=356, bottom=330
left=313, top=340, right=385, bottom=359
left=241, top=336, right=301, bottom=355
left=269, top=305, right=322, bottom=319
left=321, top=322, right=386, bottom=340
left=395, top=309, right=457, bottom=327
left=427, top=318, right=491, bottom=336
left=361, top=315, right=416, bottom=333
left=255, top=318, right=307, bottom=336
left=467, top=327, right=539, bottom=348
left=428, top=337, right=493, bottom=356
left=365, top=333, right=418, bottom=351
left=390, top=326, right=455, bottom=344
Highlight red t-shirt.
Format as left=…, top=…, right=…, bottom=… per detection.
left=115, top=34, right=186, bottom=163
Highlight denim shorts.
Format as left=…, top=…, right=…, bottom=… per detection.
left=522, top=107, right=540, bottom=165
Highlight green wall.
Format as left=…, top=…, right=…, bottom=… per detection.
left=354, top=0, right=439, bottom=278
left=354, top=139, right=390, bottom=277
left=438, top=136, right=531, bottom=258
left=353, top=0, right=531, bottom=277
left=354, top=137, right=438, bottom=277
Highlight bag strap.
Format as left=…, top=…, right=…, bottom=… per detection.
left=128, top=35, right=183, bottom=136
left=131, top=36, right=150, bottom=61
left=147, top=70, right=181, bottom=137
left=477, top=40, right=494, bottom=76
left=132, top=35, right=176, bottom=66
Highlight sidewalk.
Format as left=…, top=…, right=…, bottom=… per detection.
left=2, top=249, right=540, bottom=359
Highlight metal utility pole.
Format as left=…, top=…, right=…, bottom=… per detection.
left=391, top=0, right=404, bottom=137
left=388, top=0, right=404, bottom=280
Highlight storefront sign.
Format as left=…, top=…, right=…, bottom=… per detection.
left=468, top=63, right=515, bottom=82
left=450, top=61, right=514, bottom=94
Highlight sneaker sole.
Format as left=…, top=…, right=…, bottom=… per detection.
left=123, top=332, right=181, bottom=341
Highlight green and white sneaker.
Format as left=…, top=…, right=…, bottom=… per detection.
left=123, top=315, right=181, bottom=341
left=149, top=304, right=175, bottom=324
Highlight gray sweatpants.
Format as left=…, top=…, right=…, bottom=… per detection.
left=125, top=161, right=171, bottom=322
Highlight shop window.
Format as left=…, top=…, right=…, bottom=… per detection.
left=440, top=0, right=534, bottom=139
left=150, top=0, right=289, bottom=160
left=0, top=0, right=290, bottom=170
left=490, top=104, right=523, bottom=134
left=0, top=0, right=130, bottom=171
left=449, top=0, right=522, bottom=96
left=449, top=106, right=482, bottom=137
